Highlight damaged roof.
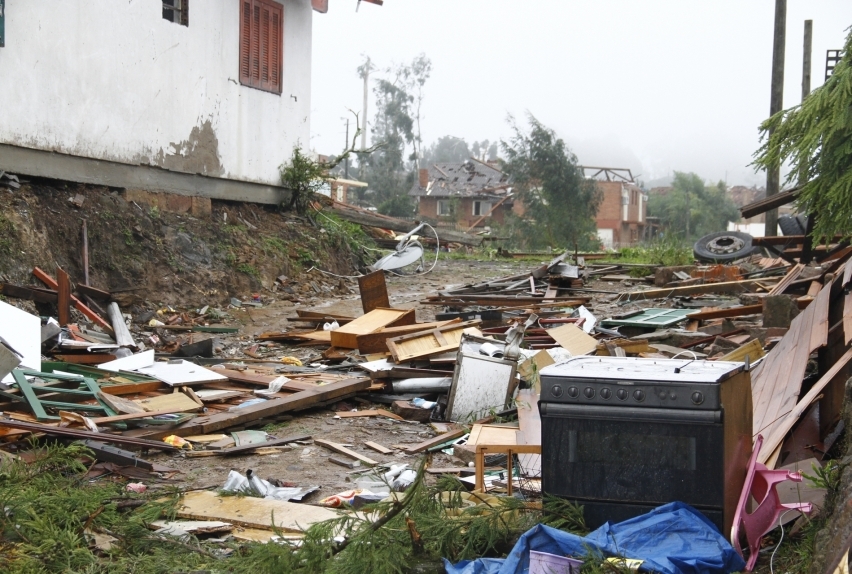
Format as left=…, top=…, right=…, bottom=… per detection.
left=409, top=158, right=510, bottom=198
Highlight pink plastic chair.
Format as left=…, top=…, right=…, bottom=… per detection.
left=731, top=434, right=814, bottom=571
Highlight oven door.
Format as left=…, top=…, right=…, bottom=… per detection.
left=540, top=403, right=724, bottom=510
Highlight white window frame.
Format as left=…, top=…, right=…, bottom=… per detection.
left=472, top=200, right=492, bottom=217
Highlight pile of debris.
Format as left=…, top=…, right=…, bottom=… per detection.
left=0, top=240, right=851, bottom=571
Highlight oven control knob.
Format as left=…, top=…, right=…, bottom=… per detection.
left=551, top=385, right=563, bottom=398
left=691, top=391, right=704, bottom=405
left=567, top=386, right=579, bottom=398
left=583, top=387, right=595, bottom=399
left=616, top=389, right=628, bottom=401
left=600, top=388, right=612, bottom=400
left=633, top=390, right=646, bottom=402
left=658, top=391, right=667, bottom=400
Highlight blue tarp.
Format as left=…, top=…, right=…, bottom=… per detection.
left=444, top=502, right=745, bottom=574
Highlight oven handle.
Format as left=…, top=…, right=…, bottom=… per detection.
left=539, top=402, right=722, bottom=423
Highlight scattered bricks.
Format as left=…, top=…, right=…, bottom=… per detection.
left=654, top=266, right=696, bottom=287
left=124, top=189, right=210, bottom=218
left=762, top=295, right=801, bottom=328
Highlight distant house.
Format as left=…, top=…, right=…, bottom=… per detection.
left=409, top=159, right=514, bottom=230
left=594, top=180, right=648, bottom=249
left=0, top=1, right=341, bottom=206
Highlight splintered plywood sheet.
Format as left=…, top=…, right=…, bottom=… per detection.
left=546, top=324, right=597, bottom=356
left=751, top=279, right=831, bottom=447
left=136, top=360, right=228, bottom=387
left=330, top=308, right=414, bottom=349
left=177, top=490, right=337, bottom=532
left=387, top=321, right=481, bottom=363
left=0, top=300, right=41, bottom=383
left=446, top=353, right=516, bottom=422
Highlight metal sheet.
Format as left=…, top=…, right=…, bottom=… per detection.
left=601, top=308, right=694, bottom=328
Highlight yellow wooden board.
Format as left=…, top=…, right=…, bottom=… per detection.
left=134, top=391, right=202, bottom=413
left=177, top=490, right=337, bottom=532
left=330, top=308, right=414, bottom=349
left=467, top=424, right=519, bottom=446
left=386, top=321, right=480, bottom=363
left=547, top=324, right=597, bottom=356
left=719, top=338, right=765, bottom=362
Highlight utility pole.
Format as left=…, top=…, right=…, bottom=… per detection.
left=360, top=57, right=370, bottom=152
left=802, top=20, right=812, bottom=101
left=765, top=0, right=787, bottom=237
left=343, top=118, right=350, bottom=179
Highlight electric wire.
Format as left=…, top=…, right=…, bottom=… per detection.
left=769, top=510, right=794, bottom=574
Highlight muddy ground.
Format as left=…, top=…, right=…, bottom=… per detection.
left=143, top=259, right=640, bottom=501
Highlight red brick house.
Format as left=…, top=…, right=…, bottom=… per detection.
left=594, top=180, right=648, bottom=249
left=409, top=159, right=515, bottom=230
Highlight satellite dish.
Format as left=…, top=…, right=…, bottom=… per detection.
left=372, top=243, right=424, bottom=271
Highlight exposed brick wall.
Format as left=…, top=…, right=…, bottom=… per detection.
left=125, top=189, right=211, bottom=217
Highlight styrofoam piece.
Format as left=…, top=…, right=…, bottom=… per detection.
left=136, top=359, right=228, bottom=387
left=0, top=301, right=41, bottom=384
left=98, top=349, right=155, bottom=373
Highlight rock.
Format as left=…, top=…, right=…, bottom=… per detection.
left=762, top=295, right=800, bottom=328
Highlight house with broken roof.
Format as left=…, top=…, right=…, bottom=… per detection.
left=409, top=159, right=515, bottom=230
left=580, top=167, right=648, bottom=249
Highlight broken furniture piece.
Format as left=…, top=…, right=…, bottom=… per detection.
left=731, top=435, right=814, bottom=571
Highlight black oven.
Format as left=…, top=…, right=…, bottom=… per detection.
left=539, top=357, right=752, bottom=534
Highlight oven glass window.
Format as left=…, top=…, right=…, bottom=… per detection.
left=569, top=431, right=696, bottom=471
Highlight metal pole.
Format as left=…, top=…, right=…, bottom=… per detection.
left=764, top=0, right=787, bottom=237
left=802, top=20, right=812, bottom=101
left=361, top=60, right=369, bottom=152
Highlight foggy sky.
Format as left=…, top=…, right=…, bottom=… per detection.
left=311, top=1, right=852, bottom=187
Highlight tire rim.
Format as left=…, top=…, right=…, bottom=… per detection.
left=705, top=235, right=745, bottom=255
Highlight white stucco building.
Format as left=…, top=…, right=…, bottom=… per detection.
left=0, top=0, right=316, bottom=204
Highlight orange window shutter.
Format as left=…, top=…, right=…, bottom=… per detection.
left=251, top=3, right=261, bottom=85
left=260, top=6, right=270, bottom=87
left=240, top=1, right=252, bottom=83
left=271, top=10, right=281, bottom=92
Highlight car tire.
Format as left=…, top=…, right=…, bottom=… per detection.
left=693, top=231, right=756, bottom=263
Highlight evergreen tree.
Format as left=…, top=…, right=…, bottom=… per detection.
left=753, top=29, right=852, bottom=242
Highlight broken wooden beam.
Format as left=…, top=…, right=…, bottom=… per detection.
left=57, top=268, right=71, bottom=327
left=314, top=438, right=378, bottom=466
left=32, top=267, right=114, bottom=336
left=616, top=278, right=777, bottom=303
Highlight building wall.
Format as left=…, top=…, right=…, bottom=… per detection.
left=594, top=181, right=646, bottom=248
left=417, top=196, right=509, bottom=228
left=0, top=0, right=312, bottom=188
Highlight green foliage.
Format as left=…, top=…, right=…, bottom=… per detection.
left=646, top=173, right=740, bottom=240
left=423, top=136, right=472, bottom=164
left=614, top=232, right=693, bottom=267
left=280, top=145, right=329, bottom=214
left=501, top=114, right=601, bottom=251
left=237, top=263, right=260, bottom=279
left=753, top=30, right=852, bottom=243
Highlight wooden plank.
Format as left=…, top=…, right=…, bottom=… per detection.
left=177, top=490, right=337, bottom=532
left=386, top=320, right=481, bottom=363
left=355, top=319, right=458, bottom=354
left=845, top=292, right=852, bottom=346
left=134, top=391, right=203, bottom=413
left=404, top=428, right=467, bottom=454
left=330, top=308, right=415, bottom=349
left=616, top=278, right=776, bottom=303
left=719, top=339, right=765, bottom=363
left=32, top=267, right=114, bottom=336
left=218, top=434, right=311, bottom=456
left=358, top=270, right=390, bottom=313
left=751, top=280, right=831, bottom=441
left=760, top=347, right=852, bottom=464
left=687, top=305, right=763, bottom=321
left=516, top=388, right=542, bottom=477
left=364, top=441, right=393, bottom=454
left=56, top=267, right=71, bottom=326
left=53, top=354, right=117, bottom=365
left=88, top=408, right=196, bottom=424
left=138, top=377, right=371, bottom=439
left=75, top=283, right=112, bottom=302
left=334, top=409, right=403, bottom=421
left=768, top=263, right=805, bottom=295
left=1, top=283, right=58, bottom=304
left=314, top=438, right=378, bottom=466
left=467, top=424, right=518, bottom=446
left=547, top=324, right=597, bottom=355
left=98, top=391, right=147, bottom=414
